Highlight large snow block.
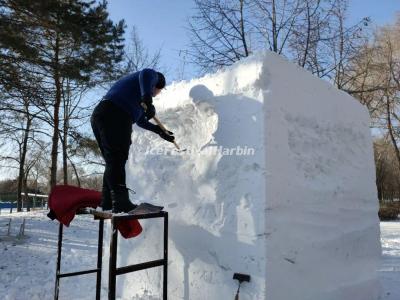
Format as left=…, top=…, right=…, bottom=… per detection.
left=263, top=54, right=381, bottom=300
left=112, top=52, right=380, bottom=300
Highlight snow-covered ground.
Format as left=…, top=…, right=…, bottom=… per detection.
left=0, top=210, right=398, bottom=300
left=379, top=221, right=400, bottom=300
left=0, top=211, right=102, bottom=300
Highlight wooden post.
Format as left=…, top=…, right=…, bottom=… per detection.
left=7, top=218, right=11, bottom=236
left=17, top=219, right=26, bottom=239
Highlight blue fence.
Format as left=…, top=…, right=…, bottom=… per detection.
left=0, top=202, right=17, bottom=209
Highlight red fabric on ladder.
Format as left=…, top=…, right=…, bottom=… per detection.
left=48, top=185, right=100, bottom=226
left=48, top=185, right=142, bottom=238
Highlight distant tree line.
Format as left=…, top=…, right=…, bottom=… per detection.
left=188, top=0, right=400, bottom=203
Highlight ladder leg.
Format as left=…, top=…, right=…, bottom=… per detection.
left=54, top=223, right=63, bottom=300
left=163, top=213, right=168, bottom=300
left=96, top=219, right=104, bottom=300
left=108, top=218, right=118, bottom=300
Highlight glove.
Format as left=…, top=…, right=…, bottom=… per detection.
left=144, top=103, right=156, bottom=120
left=159, top=130, right=175, bottom=143
left=141, top=94, right=155, bottom=120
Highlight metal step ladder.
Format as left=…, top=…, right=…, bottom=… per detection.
left=53, top=209, right=168, bottom=300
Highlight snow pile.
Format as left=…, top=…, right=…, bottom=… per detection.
left=112, top=52, right=381, bottom=300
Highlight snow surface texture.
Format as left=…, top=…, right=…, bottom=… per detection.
left=108, top=52, right=381, bottom=299
left=380, top=221, right=400, bottom=300
left=0, top=212, right=102, bottom=300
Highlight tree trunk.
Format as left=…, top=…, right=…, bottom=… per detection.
left=62, top=110, right=68, bottom=185
left=16, top=150, right=24, bottom=212
left=271, top=0, right=278, bottom=53
left=23, top=172, right=30, bottom=212
left=50, top=32, right=61, bottom=189
left=69, top=157, right=81, bottom=187
left=301, top=2, right=311, bottom=67
left=377, top=185, right=382, bottom=203
left=386, top=94, right=400, bottom=171
left=335, top=4, right=345, bottom=90
left=17, top=114, right=32, bottom=212
left=239, top=0, right=249, bottom=57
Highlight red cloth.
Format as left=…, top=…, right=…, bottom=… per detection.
left=48, top=185, right=142, bottom=239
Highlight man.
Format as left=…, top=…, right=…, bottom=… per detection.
left=91, top=69, right=174, bottom=213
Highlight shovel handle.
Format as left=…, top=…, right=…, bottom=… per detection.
left=141, top=103, right=181, bottom=150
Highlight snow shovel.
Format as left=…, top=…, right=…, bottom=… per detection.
left=129, top=202, right=164, bottom=215
left=233, top=273, right=250, bottom=300
left=141, top=103, right=183, bottom=151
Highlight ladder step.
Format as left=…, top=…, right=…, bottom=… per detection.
left=116, top=259, right=165, bottom=275
left=58, top=268, right=100, bottom=278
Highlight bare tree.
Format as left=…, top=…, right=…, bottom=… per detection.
left=348, top=20, right=400, bottom=170
left=0, top=109, right=47, bottom=211
left=124, top=26, right=162, bottom=73
left=0, top=68, right=49, bottom=211
left=188, top=0, right=251, bottom=72
left=59, top=77, right=92, bottom=185
left=187, top=0, right=369, bottom=82
left=382, top=30, right=400, bottom=169
left=251, top=0, right=303, bottom=54
left=374, top=138, right=400, bottom=202
left=287, top=0, right=370, bottom=83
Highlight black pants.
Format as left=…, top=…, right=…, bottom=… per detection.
left=91, top=100, right=132, bottom=192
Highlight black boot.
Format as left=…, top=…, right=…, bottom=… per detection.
left=110, top=187, right=137, bottom=213
left=100, top=185, right=112, bottom=211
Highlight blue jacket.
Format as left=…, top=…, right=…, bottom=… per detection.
left=105, top=69, right=160, bottom=133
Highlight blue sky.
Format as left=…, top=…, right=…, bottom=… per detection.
left=107, top=0, right=195, bottom=81
left=107, top=0, right=399, bottom=82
